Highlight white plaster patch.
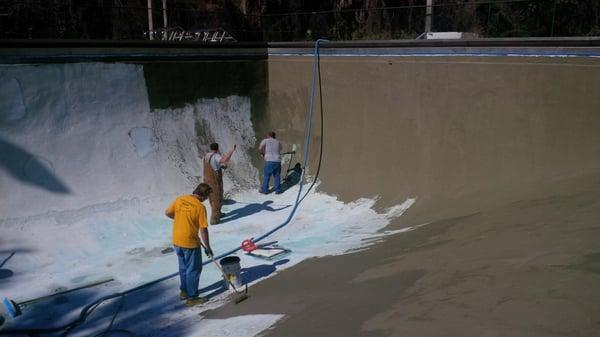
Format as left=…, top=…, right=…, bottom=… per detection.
left=194, top=315, right=284, bottom=337
left=128, top=126, right=159, bottom=158
left=0, top=77, right=26, bottom=123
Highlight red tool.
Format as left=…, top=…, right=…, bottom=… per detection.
left=241, top=239, right=257, bottom=253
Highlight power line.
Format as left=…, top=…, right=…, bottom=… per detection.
left=241, top=0, right=537, bottom=18
left=2, top=0, right=544, bottom=19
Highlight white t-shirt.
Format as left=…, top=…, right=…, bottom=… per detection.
left=205, top=152, right=222, bottom=171
left=260, top=138, right=281, bottom=162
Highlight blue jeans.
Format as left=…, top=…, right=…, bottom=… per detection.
left=174, top=246, right=202, bottom=298
left=260, top=161, right=281, bottom=193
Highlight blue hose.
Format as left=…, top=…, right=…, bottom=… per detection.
left=254, top=38, right=329, bottom=243
left=0, top=38, right=329, bottom=336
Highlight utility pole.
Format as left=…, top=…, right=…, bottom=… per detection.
left=162, top=0, right=168, bottom=28
left=425, top=0, right=433, bottom=32
left=147, top=0, right=154, bottom=40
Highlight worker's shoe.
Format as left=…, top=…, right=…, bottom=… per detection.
left=179, top=291, right=188, bottom=300
left=185, top=296, right=207, bottom=307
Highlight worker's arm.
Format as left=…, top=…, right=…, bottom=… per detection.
left=199, top=227, right=212, bottom=257
left=165, top=203, right=175, bottom=219
left=258, top=141, right=265, bottom=157
left=219, top=144, right=237, bottom=165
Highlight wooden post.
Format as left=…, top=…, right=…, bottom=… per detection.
left=425, top=0, right=433, bottom=32
left=162, top=0, right=168, bottom=28
left=147, top=0, right=154, bottom=40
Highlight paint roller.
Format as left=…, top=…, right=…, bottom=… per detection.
left=284, top=144, right=298, bottom=180
left=2, top=276, right=114, bottom=319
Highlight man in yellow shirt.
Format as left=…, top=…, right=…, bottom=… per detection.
left=165, top=183, right=214, bottom=307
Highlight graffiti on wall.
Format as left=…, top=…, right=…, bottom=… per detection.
left=147, top=27, right=236, bottom=42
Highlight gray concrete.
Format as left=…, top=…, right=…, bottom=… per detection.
left=206, top=54, right=600, bottom=336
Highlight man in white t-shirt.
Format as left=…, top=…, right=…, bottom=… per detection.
left=259, top=131, right=283, bottom=194
left=203, top=142, right=236, bottom=224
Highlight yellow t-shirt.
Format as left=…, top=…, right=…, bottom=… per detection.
left=166, top=195, right=208, bottom=248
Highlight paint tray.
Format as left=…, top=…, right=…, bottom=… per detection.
left=246, top=243, right=291, bottom=260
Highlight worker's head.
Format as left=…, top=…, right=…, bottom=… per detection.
left=268, top=131, right=276, bottom=138
left=193, top=183, right=212, bottom=201
left=210, top=143, right=219, bottom=152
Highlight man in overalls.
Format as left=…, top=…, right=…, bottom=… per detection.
left=203, top=142, right=236, bottom=225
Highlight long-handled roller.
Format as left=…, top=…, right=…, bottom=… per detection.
left=2, top=277, right=114, bottom=319
left=283, top=148, right=297, bottom=181
left=200, top=243, right=248, bottom=304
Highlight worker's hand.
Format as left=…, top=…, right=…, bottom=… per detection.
left=204, top=247, right=214, bottom=259
left=233, top=144, right=237, bottom=151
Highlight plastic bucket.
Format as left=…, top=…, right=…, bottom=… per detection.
left=219, top=256, right=242, bottom=289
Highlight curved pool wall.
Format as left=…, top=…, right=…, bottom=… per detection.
left=0, top=60, right=268, bottom=218
left=266, top=49, right=600, bottom=217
